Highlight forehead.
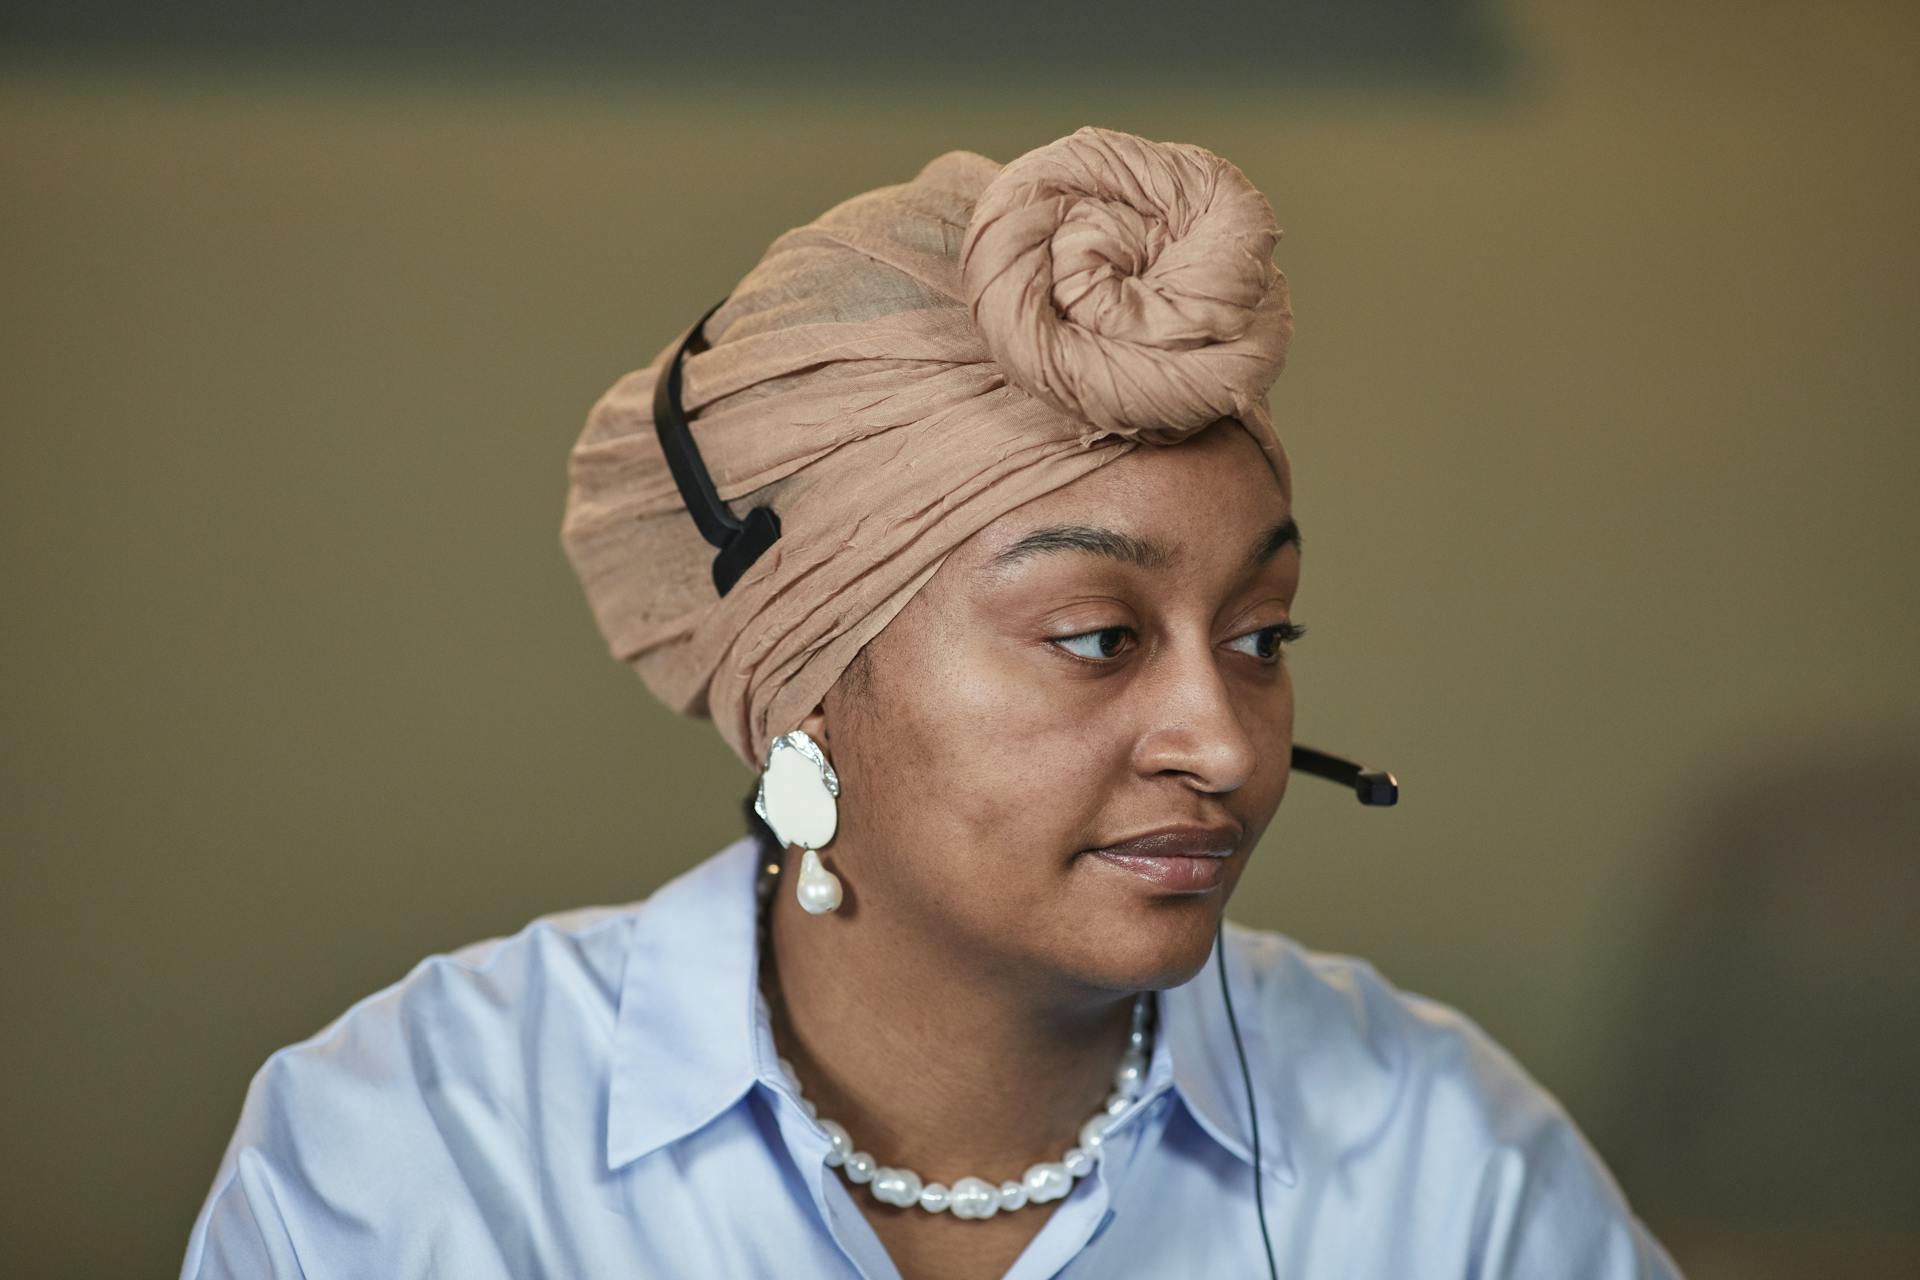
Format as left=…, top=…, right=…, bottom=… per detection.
left=960, top=420, right=1293, bottom=571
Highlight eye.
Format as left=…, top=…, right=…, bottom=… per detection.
left=1226, top=621, right=1307, bottom=664
left=1052, top=626, right=1134, bottom=662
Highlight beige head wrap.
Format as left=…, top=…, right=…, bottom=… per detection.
left=561, top=125, right=1294, bottom=770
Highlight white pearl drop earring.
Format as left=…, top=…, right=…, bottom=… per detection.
left=755, top=729, right=843, bottom=915
left=795, top=848, right=843, bottom=915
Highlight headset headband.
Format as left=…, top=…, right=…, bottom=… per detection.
left=651, top=295, right=782, bottom=597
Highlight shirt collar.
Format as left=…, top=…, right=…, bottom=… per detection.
left=607, top=836, right=1296, bottom=1187
left=606, top=834, right=773, bottom=1170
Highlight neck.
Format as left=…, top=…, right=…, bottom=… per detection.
left=760, top=849, right=1140, bottom=1183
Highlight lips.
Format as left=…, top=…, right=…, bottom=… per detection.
left=1084, top=825, right=1241, bottom=893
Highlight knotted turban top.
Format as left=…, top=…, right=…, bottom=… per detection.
left=560, top=125, right=1295, bottom=770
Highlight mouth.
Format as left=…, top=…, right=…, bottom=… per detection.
left=1083, top=825, right=1241, bottom=893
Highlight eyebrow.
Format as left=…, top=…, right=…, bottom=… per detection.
left=985, top=517, right=1301, bottom=574
left=986, top=525, right=1172, bottom=572
left=1249, top=516, right=1303, bottom=566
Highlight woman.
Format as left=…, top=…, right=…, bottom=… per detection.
left=181, top=126, right=1679, bottom=1278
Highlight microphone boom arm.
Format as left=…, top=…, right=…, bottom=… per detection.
left=1291, top=744, right=1398, bottom=806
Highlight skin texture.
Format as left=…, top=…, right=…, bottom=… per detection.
left=763, top=418, right=1300, bottom=1278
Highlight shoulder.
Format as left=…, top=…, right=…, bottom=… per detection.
left=1221, top=923, right=1679, bottom=1277
left=182, top=899, right=645, bottom=1278
left=250, top=897, right=642, bottom=1112
left=1225, top=922, right=1562, bottom=1149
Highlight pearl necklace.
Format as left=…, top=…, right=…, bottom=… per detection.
left=754, top=857, right=1155, bottom=1219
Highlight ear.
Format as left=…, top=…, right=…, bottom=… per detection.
left=798, top=703, right=831, bottom=758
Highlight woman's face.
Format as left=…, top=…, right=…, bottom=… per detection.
left=811, top=419, right=1299, bottom=994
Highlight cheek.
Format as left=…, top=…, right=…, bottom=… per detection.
left=854, top=637, right=1115, bottom=854
left=1245, top=664, right=1297, bottom=814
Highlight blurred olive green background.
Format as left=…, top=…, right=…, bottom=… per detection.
left=5, top=1, right=1918, bottom=1276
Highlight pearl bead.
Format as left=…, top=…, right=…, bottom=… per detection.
left=1022, top=1162, right=1072, bottom=1204
left=1062, top=1146, right=1094, bottom=1177
left=872, top=1167, right=922, bottom=1208
left=1113, top=1054, right=1146, bottom=1095
left=997, top=1179, right=1029, bottom=1211
left=949, top=1176, right=1000, bottom=1219
left=918, top=1182, right=950, bottom=1213
left=1080, top=1113, right=1113, bottom=1151
left=819, top=1119, right=852, bottom=1167
left=795, top=848, right=843, bottom=914
left=844, top=1151, right=876, bottom=1184
left=1105, top=1091, right=1132, bottom=1116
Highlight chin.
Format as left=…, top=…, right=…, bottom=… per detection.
left=1090, top=904, right=1225, bottom=991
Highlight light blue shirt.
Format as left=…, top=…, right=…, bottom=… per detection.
left=182, top=835, right=1681, bottom=1278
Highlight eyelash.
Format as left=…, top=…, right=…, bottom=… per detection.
left=1051, top=621, right=1307, bottom=665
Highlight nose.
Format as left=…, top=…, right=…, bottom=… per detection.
left=1129, top=637, right=1261, bottom=794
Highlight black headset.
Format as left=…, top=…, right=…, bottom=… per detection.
left=656, top=297, right=1398, bottom=1278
